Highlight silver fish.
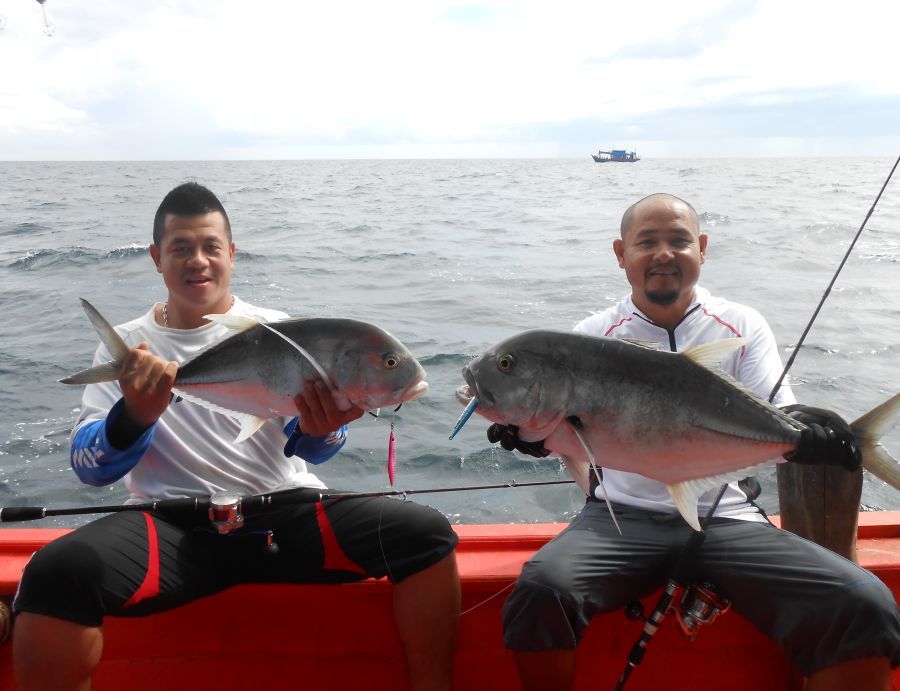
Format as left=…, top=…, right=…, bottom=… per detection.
left=62, top=299, right=428, bottom=441
left=456, top=329, right=900, bottom=530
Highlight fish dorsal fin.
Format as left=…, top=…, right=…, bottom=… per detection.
left=620, top=338, right=665, bottom=351
left=205, top=313, right=263, bottom=332
left=666, top=459, right=773, bottom=532
left=682, top=337, right=745, bottom=369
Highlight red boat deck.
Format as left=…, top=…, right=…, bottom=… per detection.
left=1, top=513, right=899, bottom=690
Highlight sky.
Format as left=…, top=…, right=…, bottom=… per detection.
left=0, top=0, right=898, bottom=160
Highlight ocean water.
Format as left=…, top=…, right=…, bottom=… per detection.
left=1, top=157, right=898, bottom=528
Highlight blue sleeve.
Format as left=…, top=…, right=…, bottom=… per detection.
left=282, top=418, right=347, bottom=465
left=70, top=399, right=155, bottom=486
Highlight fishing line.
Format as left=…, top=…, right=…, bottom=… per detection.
left=254, top=320, right=338, bottom=394
left=458, top=580, right=517, bottom=617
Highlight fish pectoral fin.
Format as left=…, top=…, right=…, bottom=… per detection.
left=205, top=314, right=262, bottom=332
left=566, top=424, right=623, bottom=536
left=682, top=338, right=746, bottom=369
left=666, top=482, right=704, bottom=531
left=235, top=415, right=269, bottom=443
left=59, top=361, right=122, bottom=385
left=590, top=464, right=622, bottom=536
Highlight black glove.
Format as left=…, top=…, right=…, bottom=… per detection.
left=487, top=424, right=551, bottom=458
left=781, top=404, right=861, bottom=472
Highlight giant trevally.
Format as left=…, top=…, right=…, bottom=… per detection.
left=62, top=299, right=428, bottom=441
left=456, top=329, right=900, bottom=530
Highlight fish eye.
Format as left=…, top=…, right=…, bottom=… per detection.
left=497, top=353, right=515, bottom=372
left=383, top=353, right=399, bottom=369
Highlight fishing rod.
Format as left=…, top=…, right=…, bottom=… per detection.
left=0, top=479, right=576, bottom=525
left=614, top=154, right=900, bottom=691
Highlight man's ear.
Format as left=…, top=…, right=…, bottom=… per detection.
left=229, top=242, right=236, bottom=266
left=613, top=239, right=625, bottom=268
left=699, top=233, right=708, bottom=264
left=149, top=244, right=162, bottom=272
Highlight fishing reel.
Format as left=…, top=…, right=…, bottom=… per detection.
left=624, top=580, right=730, bottom=642
left=208, top=492, right=279, bottom=555
left=674, top=581, right=731, bottom=640
left=209, top=492, right=244, bottom=534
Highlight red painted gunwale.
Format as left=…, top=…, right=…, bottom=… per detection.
left=1, top=513, right=898, bottom=690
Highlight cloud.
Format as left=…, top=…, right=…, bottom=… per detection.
left=597, top=0, right=761, bottom=62
left=0, top=0, right=897, bottom=159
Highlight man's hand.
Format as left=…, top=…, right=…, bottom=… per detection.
left=486, top=424, right=551, bottom=458
left=782, top=404, right=862, bottom=471
left=293, top=380, right=364, bottom=437
left=118, top=343, right=178, bottom=427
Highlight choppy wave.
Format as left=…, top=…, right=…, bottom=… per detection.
left=6, top=247, right=95, bottom=270
left=2, top=157, right=898, bottom=521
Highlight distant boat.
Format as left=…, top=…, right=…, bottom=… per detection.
left=592, top=149, right=640, bottom=163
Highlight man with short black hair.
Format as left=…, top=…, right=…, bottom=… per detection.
left=13, top=182, right=460, bottom=691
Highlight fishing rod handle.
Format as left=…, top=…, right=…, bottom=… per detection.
left=0, top=507, right=47, bottom=523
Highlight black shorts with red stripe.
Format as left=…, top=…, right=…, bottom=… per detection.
left=13, top=494, right=458, bottom=627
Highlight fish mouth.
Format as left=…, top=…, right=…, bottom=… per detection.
left=461, top=367, right=495, bottom=408
left=456, top=383, right=474, bottom=406
left=400, top=380, right=429, bottom=402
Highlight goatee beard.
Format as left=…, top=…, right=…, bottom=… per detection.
left=646, top=290, right=680, bottom=305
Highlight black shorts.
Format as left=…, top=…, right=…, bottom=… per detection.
left=14, top=494, right=458, bottom=627
left=502, top=500, right=900, bottom=675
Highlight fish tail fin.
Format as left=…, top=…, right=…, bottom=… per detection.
left=59, top=299, right=129, bottom=385
left=852, top=392, right=900, bottom=490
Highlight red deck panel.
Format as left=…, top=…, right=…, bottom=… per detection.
left=0, top=514, right=898, bottom=690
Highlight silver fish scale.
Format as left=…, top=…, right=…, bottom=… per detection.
left=465, top=330, right=804, bottom=484
left=175, top=321, right=319, bottom=393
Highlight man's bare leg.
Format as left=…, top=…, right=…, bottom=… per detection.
left=514, top=650, right=576, bottom=691
left=393, top=552, right=461, bottom=691
left=13, top=613, right=103, bottom=691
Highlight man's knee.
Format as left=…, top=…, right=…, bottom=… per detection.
left=502, top=563, right=588, bottom=651
left=14, top=538, right=106, bottom=626
left=792, top=579, right=900, bottom=674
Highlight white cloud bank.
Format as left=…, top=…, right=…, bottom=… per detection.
left=0, top=0, right=897, bottom=159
